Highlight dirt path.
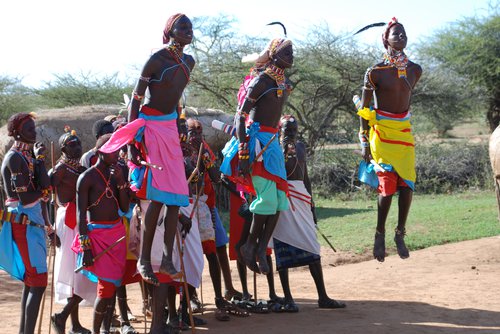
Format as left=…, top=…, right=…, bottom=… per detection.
left=2, top=236, right=500, bottom=333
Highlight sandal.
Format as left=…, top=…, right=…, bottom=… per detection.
left=120, top=323, right=139, bottom=334
left=190, top=294, right=204, bottom=314
left=224, top=289, right=243, bottom=301
left=50, top=314, right=65, bottom=334
left=182, top=315, right=207, bottom=327
left=167, top=317, right=189, bottom=331
left=248, top=300, right=269, bottom=314
left=214, top=309, right=230, bottom=321
left=268, top=300, right=284, bottom=313
left=283, top=302, right=299, bottom=313
left=68, top=329, right=91, bottom=334
left=394, top=228, right=410, bottom=259
left=216, top=297, right=250, bottom=317
left=373, top=230, right=386, bottom=262
left=318, top=298, right=346, bottom=309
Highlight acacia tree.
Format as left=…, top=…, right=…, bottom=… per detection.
left=0, top=75, right=40, bottom=123
left=419, top=9, right=500, bottom=131
left=288, top=26, right=375, bottom=151
left=188, top=15, right=265, bottom=112
left=189, top=17, right=376, bottom=151
left=410, top=64, right=479, bottom=136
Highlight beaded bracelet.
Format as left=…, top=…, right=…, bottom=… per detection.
left=79, top=234, right=92, bottom=251
left=358, top=129, right=370, bottom=148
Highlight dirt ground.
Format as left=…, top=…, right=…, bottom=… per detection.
left=2, top=236, right=500, bottom=334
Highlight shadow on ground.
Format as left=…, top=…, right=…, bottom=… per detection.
left=316, top=206, right=373, bottom=219
left=196, top=298, right=500, bottom=334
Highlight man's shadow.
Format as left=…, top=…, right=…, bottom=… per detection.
left=316, top=206, right=373, bottom=219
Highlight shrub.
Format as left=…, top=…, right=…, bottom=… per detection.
left=308, top=143, right=492, bottom=197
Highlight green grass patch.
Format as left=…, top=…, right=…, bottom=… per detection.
left=315, top=190, right=500, bottom=254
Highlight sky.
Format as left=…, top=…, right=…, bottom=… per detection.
left=0, top=0, right=494, bottom=88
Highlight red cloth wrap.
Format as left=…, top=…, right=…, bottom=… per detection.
left=64, top=201, right=77, bottom=229
left=12, top=224, right=47, bottom=287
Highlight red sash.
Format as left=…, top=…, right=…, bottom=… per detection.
left=64, top=201, right=77, bottom=229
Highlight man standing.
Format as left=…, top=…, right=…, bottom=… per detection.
left=273, top=115, right=346, bottom=312
left=51, top=129, right=95, bottom=334
left=75, top=134, right=130, bottom=334
left=220, top=38, right=293, bottom=275
left=0, top=112, right=52, bottom=334
left=357, top=18, right=422, bottom=262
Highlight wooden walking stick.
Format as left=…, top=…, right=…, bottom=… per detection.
left=177, top=183, right=204, bottom=333
left=139, top=281, right=149, bottom=334
left=175, top=230, right=196, bottom=334
left=48, top=141, right=58, bottom=334
left=38, top=141, right=58, bottom=334
left=187, top=143, right=204, bottom=184
left=37, top=240, right=53, bottom=334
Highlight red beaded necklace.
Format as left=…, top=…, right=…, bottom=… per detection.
left=264, top=64, right=286, bottom=97
left=167, top=42, right=191, bottom=83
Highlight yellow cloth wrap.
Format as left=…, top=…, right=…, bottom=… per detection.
left=357, top=107, right=416, bottom=184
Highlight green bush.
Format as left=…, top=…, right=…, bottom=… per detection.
left=415, top=144, right=492, bottom=193
left=308, top=143, right=492, bottom=197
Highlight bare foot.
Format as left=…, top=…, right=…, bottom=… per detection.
left=257, top=250, right=269, bottom=275
left=373, top=231, right=386, bottom=262
left=394, top=228, right=410, bottom=259
left=240, top=243, right=259, bottom=273
left=137, top=259, right=160, bottom=286
left=159, top=255, right=182, bottom=279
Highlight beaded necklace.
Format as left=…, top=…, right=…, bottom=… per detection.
left=87, top=166, right=118, bottom=209
left=60, top=156, right=82, bottom=176
left=383, top=51, right=409, bottom=78
left=10, top=141, right=35, bottom=191
left=166, top=42, right=191, bottom=83
left=264, top=64, right=286, bottom=97
left=11, top=141, right=34, bottom=175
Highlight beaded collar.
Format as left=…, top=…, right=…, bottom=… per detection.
left=383, top=51, right=409, bottom=78
left=60, top=156, right=82, bottom=174
left=10, top=141, right=35, bottom=187
left=264, top=64, right=286, bottom=97
left=166, top=42, right=191, bottom=82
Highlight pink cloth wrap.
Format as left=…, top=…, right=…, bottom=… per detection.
left=72, top=220, right=126, bottom=286
left=99, top=117, right=189, bottom=203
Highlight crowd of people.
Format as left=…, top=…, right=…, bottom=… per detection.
left=0, top=13, right=419, bottom=334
